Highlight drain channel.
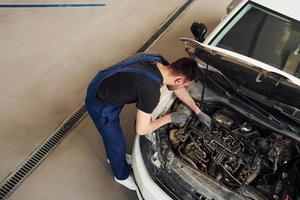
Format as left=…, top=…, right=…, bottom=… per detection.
left=0, top=105, right=87, bottom=200
left=0, top=0, right=195, bottom=199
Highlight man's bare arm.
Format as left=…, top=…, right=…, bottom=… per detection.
left=173, top=87, right=201, bottom=114
left=135, top=109, right=171, bottom=135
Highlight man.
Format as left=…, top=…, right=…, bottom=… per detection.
left=85, top=53, right=211, bottom=190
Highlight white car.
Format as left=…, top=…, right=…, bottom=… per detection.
left=132, top=0, right=300, bottom=199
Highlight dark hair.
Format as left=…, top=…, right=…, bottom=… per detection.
left=170, top=57, right=199, bottom=81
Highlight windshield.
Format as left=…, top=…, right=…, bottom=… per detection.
left=210, top=2, right=300, bottom=78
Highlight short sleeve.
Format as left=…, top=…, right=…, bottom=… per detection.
left=136, top=81, right=160, bottom=114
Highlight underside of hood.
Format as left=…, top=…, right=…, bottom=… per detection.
left=181, top=37, right=300, bottom=109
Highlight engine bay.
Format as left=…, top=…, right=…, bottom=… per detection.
left=162, top=100, right=300, bottom=200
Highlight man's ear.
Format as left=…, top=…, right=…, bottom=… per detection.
left=174, top=77, right=184, bottom=85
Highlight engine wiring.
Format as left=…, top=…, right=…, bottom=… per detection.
left=163, top=101, right=299, bottom=199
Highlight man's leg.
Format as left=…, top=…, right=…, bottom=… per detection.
left=95, top=118, right=137, bottom=190
left=87, top=106, right=136, bottom=190
left=107, top=154, right=132, bottom=165
left=97, top=117, right=130, bottom=180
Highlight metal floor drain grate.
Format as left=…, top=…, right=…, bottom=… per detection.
left=0, top=104, right=87, bottom=200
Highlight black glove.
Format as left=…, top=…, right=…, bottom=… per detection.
left=170, top=112, right=187, bottom=126
left=197, top=111, right=211, bottom=127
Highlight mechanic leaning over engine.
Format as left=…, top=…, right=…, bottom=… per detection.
left=85, top=53, right=211, bottom=190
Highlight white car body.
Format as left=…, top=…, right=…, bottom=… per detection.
left=132, top=0, right=300, bottom=199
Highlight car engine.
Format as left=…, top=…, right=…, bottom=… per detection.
left=164, top=100, right=299, bottom=200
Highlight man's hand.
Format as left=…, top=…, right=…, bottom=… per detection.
left=197, top=111, right=211, bottom=127
left=170, top=112, right=187, bottom=126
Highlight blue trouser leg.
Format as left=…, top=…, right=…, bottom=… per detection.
left=97, top=117, right=130, bottom=180
left=86, top=102, right=130, bottom=180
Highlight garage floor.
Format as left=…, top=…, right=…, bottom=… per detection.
left=3, top=0, right=231, bottom=199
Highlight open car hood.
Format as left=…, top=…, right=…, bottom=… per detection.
left=181, top=37, right=300, bottom=109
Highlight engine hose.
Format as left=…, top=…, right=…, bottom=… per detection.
left=181, top=154, right=198, bottom=169
left=245, top=160, right=261, bottom=184
left=178, top=141, right=200, bottom=169
left=195, top=152, right=209, bottom=163
left=219, top=164, right=242, bottom=185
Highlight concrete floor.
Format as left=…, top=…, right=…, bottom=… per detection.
left=0, top=0, right=182, bottom=182
left=2, top=0, right=231, bottom=199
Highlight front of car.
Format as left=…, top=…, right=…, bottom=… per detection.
left=132, top=1, right=300, bottom=200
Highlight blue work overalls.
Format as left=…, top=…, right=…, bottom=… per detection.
left=85, top=54, right=164, bottom=180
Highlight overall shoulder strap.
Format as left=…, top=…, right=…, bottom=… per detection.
left=118, top=53, right=165, bottom=84
left=97, top=53, right=165, bottom=84
left=118, top=53, right=166, bottom=69
left=102, top=53, right=167, bottom=72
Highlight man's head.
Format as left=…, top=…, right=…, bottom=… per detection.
left=165, top=57, right=199, bottom=90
